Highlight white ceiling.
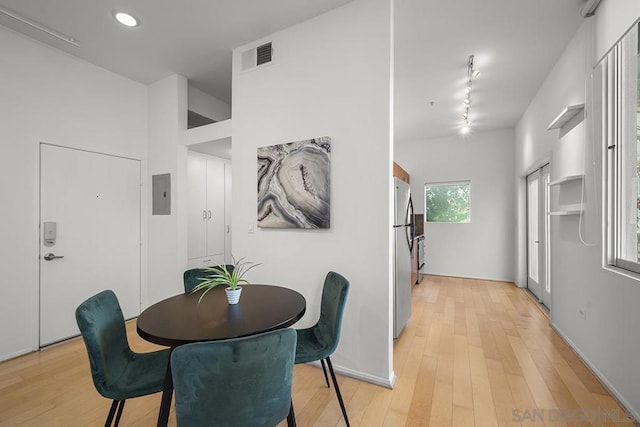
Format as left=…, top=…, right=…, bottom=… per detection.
left=394, top=0, right=585, bottom=141
left=0, top=0, right=586, bottom=142
left=0, top=0, right=353, bottom=104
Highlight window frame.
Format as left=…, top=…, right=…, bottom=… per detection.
left=604, top=20, right=640, bottom=275
left=424, top=180, right=471, bottom=224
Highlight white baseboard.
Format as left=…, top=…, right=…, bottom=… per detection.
left=551, top=322, right=639, bottom=424
left=306, top=361, right=395, bottom=389
left=424, top=272, right=515, bottom=283
left=0, top=347, right=35, bottom=363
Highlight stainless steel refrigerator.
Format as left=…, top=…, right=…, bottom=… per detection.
left=393, top=177, right=413, bottom=338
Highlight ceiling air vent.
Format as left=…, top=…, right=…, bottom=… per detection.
left=256, top=42, right=273, bottom=66
left=241, top=41, right=273, bottom=72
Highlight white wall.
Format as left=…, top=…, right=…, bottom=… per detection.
left=514, top=24, right=588, bottom=286
left=187, top=85, right=231, bottom=122
left=396, top=129, right=515, bottom=281
left=148, top=75, right=190, bottom=304
left=0, top=27, right=148, bottom=360
left=595, top=0, right=640, bottom=61
left=515, top=1, right=640, bottom=418
left=231, top=0, right=394, bottom=385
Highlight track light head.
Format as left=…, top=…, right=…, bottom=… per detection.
left=461, top=54, right=480, bottom=134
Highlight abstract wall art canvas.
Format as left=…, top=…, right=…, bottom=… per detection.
left=257, top=137, right=331, bottom=229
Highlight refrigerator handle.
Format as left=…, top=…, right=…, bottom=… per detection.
left=406, top=196, right=415, bottom=252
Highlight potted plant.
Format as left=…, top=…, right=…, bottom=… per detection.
left=191, top=257, right=260, bottom=304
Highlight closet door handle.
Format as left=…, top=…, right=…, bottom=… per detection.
left=202, top=210, right=207, bottom=220
left=208, top=210, right=212, bottom=220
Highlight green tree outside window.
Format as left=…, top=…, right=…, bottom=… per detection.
left=425, top=182, right=470, bottom=223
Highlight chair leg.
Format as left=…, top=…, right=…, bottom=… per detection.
left=320, top=358, right=330, bottom=388
left=326, top=357, right=350, bottom=427
left=105, top=400, right=119, bottom=427
left=114, top=400, right=126, bottom=427
left=286, top=399, right=297, bottom=427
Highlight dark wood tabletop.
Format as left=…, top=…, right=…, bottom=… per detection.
left=138, top=284, right=306, bottom=427
left=137, top=284, right=306, bottom=348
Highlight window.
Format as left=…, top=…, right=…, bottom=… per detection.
left=604, top=21, right=640, bottom=274
left=424, top=181, right=470, bottom=223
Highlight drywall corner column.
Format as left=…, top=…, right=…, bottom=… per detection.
left=148, top=74, right=189, bottom=305
left=231, top=0, right=394, bottom=385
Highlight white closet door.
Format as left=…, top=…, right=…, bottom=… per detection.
left=40, top=144, right=141, bottom=346
left=224, top=163, right=233, bottom=263
left=206, top=157, right=226, bottom=258
left=188, top=156, right=207, bottom=259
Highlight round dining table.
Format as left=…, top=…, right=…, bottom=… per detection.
left=137, top=284, right=306, bottom=427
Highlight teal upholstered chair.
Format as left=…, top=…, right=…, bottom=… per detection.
left=183, top=264, right=235, bottom=293
left=171, top=328, right=297, bottom=427
left=295, top=271, right=350, bottom=426
left=75, top=290, right=170, bottom=427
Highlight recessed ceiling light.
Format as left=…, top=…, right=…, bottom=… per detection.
left=112, top=10, right=140, bottom=27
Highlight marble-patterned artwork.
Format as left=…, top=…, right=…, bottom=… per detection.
left=257, top=137, right=331, bottom=229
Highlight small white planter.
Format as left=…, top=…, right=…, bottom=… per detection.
left=225, top=287, right=242, bottom=304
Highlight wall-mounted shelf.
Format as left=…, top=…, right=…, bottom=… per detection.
left=548, top=174, right=584, bottom=186
left=547, top=104, right=585, bottom=130
left=548, top=210, right=583, bottom=216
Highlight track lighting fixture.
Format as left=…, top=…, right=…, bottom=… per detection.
left=461, top=54, right=479, bottom=134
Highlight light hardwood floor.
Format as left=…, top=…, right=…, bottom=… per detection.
left=0, top=275, right=636, bottom=426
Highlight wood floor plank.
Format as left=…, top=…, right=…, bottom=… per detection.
left=508, top=335, right=558, bottom=410
left=452, top=404, right=475, bottom=427
left=406, top=354, right=437, bottom=425
left=506, top=373, right=546, bottom=427
left=485, top=358, right=521, bottom=427
left=389, top=336, right=426, bottom=415
left=468, top=345, right=499, bottom=427
left=343, top=380, right=380, bottom=427
left=429, top=381, right=453, bottom=426
left=452, top=335, right=473, bottom=409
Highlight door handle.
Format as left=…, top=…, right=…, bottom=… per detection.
left=43, top=253, right=64, bottom=261
left=208, top=210, right=212, bottom=220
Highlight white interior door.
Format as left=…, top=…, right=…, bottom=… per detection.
left=541, top=164, right=551, bottom=307
left=40, top=144, right=141, bottom=346
left=526, top=164, right=551, bottom=309
left=527, top=171, right=541, bottom=299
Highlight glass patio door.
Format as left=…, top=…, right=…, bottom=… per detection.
left=527, top=164, right=551, bottom=308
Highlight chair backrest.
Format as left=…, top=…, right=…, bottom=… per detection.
left=316, top=271, right=350, bottom=355
left=183, top=264, right=235, bottom=293
left=171, top=328, right=297, bottom=427
left=75, top=290, right=131, bottom=399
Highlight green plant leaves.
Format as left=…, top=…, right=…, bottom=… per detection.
left=190, top=256, right=261, bottom=304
